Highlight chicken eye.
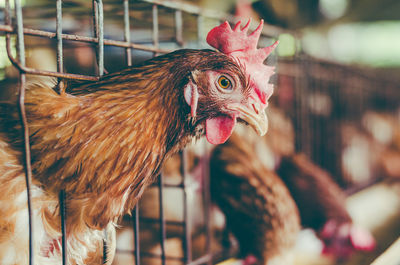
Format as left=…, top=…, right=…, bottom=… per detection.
left=217, top=76, right=232, bottom=91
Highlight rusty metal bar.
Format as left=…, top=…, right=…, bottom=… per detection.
left=122, top=3, right=137, bottom=263
left=99, top=0, right=106, bottom=248
left=93, top=0, right=104, bottom=76
left=0, top=24, right=172, bottom=54
left=8, top=61, right=98, bottom=81
left=56, top=1, right=67, bottom=262
left=150, top=181, right=185, bottom=188
left=56, top=0, right=64, bottom=94
left=133, top=205, right=140, bottom=265
left=8, top=0, right=35, bottom=264
left=180, top=149, right=192, bottom=263
left=103, top=229, right=108, bottom=264
left=123, top=0, right=132, bottom=66
left=4, top=35, right=99, bottom=81
left=201, top=143, right=212, bottom=265
left=92, top=0, right=99, bottom=71
left=59, top=190, right=67, bottom=265
left=152, top=6, right=165, bottom=263
left=158, top=174, right=166, bottom=265
left=98, top=0, right=104, bottom=75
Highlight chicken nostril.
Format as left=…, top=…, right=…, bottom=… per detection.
left=252, top=103, right=259, bottom=115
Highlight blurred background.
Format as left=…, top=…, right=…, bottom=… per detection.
left=0, top=0, right=399, bottom=265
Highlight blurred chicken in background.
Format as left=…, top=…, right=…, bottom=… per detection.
left=210, top=131, right=300, bottom=265
left=209, top=105, right=376, bottom=265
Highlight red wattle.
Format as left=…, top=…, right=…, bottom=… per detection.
left=253, top=85, right=267, bottom=105
left=205, top=116, right=236, bottom=145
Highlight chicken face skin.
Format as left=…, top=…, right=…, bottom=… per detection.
left=181, top=52, right=269, bottom=144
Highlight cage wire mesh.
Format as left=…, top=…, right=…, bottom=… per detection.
left=277, top=56, right=400, bottom=190
left=1, top=0, right=400, bottom=265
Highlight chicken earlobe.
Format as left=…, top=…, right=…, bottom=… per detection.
left=184, top=79, right=198, bottom=118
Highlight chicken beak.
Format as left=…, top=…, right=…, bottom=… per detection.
left=231, top=102, right=268, bottom=136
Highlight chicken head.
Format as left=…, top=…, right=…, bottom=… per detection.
left=184, top=19, right=278, bottom=144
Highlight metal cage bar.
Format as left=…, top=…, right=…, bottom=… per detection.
left=123, top=0, right=132, bottom=67
left=158, top=174, right=167, bottom=265
left=59, top=190, right=68, bottom=265
left=133, top=205, right=141, bottom=265
left=181, top=149, right=193, bottom=264
left=93, top=0, right=105, bottom=76
left=56, top=0, right=64, bottom=93
left=5, top=0, right=35, bottom=264
left=202, top=143, right=212, bottom=265
left=0, top=24, right=171, bottom=53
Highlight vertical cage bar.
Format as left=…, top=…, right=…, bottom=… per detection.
left=97, top=0, right=104, bottom=76
left=122, top=2, right=136, bottom=263
left=56, top=0, right=64, bottom=94
left=158, top=174, right=166, bottom=265
left=15, top=0, right=25, bottom=66
left=201, top=143, right=212, bottom=265
left=180, top=150, right=192, bottom=263
left=12, top=0, right=34, bottom=264
left=92, top=0, right=98, bottom=60
left=175, top=10, right=183, bottom=47
left=93, top=0, right=104, bottom=76
left=123, top=0, right=132, bottom=66
left=59, top=190, right=67, bottom=265
left=103, top=229, right=108, bottom=264
left=133, top=205, right=141, bottom=265
left=152, top=4, right=159, bottom=56
left=94, top=2, right=106, bottom=262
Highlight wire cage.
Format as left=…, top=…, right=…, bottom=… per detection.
left=1, top=0, right=400, bottom=265
left=277, top=56, right=400, bottom=191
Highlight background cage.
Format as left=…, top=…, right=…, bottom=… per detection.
left=0, top=0, right=399, bottom=265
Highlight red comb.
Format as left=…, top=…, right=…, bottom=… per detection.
left=206, top=19, right=278, bottom=106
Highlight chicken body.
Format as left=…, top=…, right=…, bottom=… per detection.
left=277, top=154, right=351, bottom=231
left=210, top=132, right=300, bottom=265
left=0, top=49, right=264, bottom=264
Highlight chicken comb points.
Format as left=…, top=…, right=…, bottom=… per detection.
left=206, top=19, right=278, bottom=63
left=206, top=19, right=279, bottom=107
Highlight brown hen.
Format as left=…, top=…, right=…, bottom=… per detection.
left=0, top=20, right=278, bottom=265
left=210, top=132, right=300, bottom=265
